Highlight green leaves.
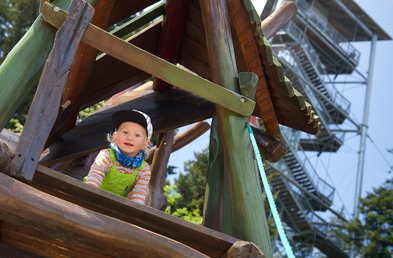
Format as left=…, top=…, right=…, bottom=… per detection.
left=344, top=179, right=393, bottom=257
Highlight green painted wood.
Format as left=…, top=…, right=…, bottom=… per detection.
left=41, top=2, right=255, bottom=117
left=110, top=1, right=165, bottom=39
left=199, top=0, right=272, bottom=256
left=239, top=72, right=258, bottom=100
left=203, top=118, right=225, bottom=233
left=0, top=0, right=98, bottom=130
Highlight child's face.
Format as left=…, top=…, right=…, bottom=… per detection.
left=113, top=122, right=149, bottom=157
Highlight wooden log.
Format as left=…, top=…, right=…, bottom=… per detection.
left=199, top=0, right=272, bottom=256
left=0, top=142, right=12, bottom=174
left=0, top=241, right=40, bottom=258
left=203, top=118, right=225, bottom=232
left=0, top=173, right=208, bottom=257
left=150, top=131, right=176, bottom=210
left=41, top=2, right=256, bottom=117
left=29, top=165, right=239, bottom=257
left=0, top=130, right=263, bottom=257
left=261, top=0, right=297, bottom=39
left=10, top=0, right=94, bottom=181
left=223, top=241, right=265, bottom=258
left=172, top=121, right=210, bottom=152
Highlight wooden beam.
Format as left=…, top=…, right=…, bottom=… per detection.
left=41, top=2, right=255, bottom=117
left=0, top=173, right=208, bottom=257
left=261, top=1, right=297, bottom=39
left=10, top=0, right=94, bottom=181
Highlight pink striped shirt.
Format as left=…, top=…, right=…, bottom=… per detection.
left=85, top=149, right=151, bottom=204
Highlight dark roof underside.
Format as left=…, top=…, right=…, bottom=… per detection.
left=320, top=0, right=391, bottom=41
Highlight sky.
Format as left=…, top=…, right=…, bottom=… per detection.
left=168, top=0, right=393, bottom=220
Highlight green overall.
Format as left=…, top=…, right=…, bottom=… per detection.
left=99, top=149, right=144, bottom=197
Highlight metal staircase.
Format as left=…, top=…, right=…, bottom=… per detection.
left=294, top=0, right=360, bottom=74
left=276, top=21, right=351, bottom=125
left=295, top=47, right=347, bottom=125
left=260, top=124, right=349, bottom=256
left=273, top=21, right=350, bottom=152
left=266, top=162, right=348, bottom=257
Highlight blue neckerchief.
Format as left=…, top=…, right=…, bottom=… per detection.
left=110, top=144, right=145, bottom=168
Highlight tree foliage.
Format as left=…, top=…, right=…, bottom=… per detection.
left=1, top=0, right=40, bottom=132
left=344, top=178, right=393, bottom=257
left=0, top=0, right=40, bottom=62
left=165, top=148, right=208, bottom=224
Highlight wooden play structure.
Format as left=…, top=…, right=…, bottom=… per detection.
left=0, top=0, right=321, bottom=257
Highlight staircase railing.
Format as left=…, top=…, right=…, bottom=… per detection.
left=308, top=212, right=347, bottom=250
left=295, top=0, right=360, bottom=64
left=281, top=126, right=335, bottom=202
left=283, top=21, right=351, bottom=116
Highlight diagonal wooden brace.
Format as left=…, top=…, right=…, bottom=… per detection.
left=41, top=2, right=256, bottom=117
left=10, top=0, right=94, bottom=181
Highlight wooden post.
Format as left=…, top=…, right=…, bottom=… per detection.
left=199, top=0, right=272, bottom=256
left=150, top=131, right=176, bottom=210
left=203, top=117, right=225, bottom=232
left=149, top=0, right=189, bottom=210
left=10, top=0, right=94, bottom=181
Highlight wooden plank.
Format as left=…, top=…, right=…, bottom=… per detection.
left=153, top=0, right=189, bottom=91
left=41, top=2, right=255, bottom=117
left=10, top=0, right=94, bottom=181
left=0, top=173, right=208, bottom=257
left=111, top=1, right=165, bottom=39
left=107, top=0, right=160, bottom=26
left=81, top=20, right=161, bottom=109
left=47, top=0, right=116, bottom=146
